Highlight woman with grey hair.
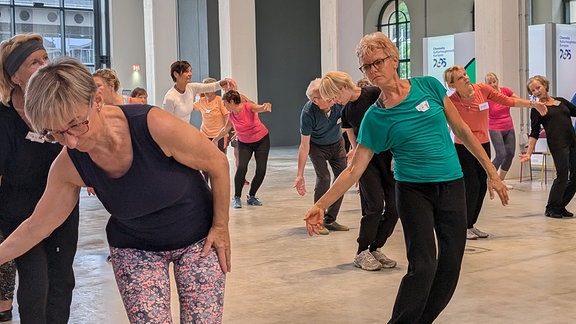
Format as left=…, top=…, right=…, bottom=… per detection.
left=304, top=32, right=509, bottom=323
left=0, top=34, right=79, bottom=323
left=0, top=57, right=232, bottom=323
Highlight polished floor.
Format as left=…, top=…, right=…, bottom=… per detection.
left=6, top=147, right=576, bottom=323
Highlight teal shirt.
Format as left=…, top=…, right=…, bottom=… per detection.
left=299, top=101, right=343, bottom=145
left=357, top=76, right=463, bottom=183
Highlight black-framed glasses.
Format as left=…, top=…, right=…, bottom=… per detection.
left=359, top=56, right=391, bottom=74
left=42, top=105, right=92, bottom=143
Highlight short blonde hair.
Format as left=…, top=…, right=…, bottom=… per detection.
left=93, top=68, right=121, bottom=92
left=0, top=33, right=44, bottom=105
left=25, top=57, right=97, bottom=134
left=484, top=72, right=498, bottom=83
left=355, top=32, right=399, bottom=62
left=526, top=75, right=549, bottom=93
left=443, top=65, right=465, bottom=86
left=319, top=71, right=355, bottom=100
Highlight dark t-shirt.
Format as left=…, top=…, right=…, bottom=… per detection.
left=341, top=86, right=381, bottom=136
left=0, top=102, right=78, bottom=225
left=68, top=105, right=213, bottom=251
left=529, top=97, right=576, bottom=152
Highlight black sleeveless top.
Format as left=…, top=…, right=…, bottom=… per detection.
left=68, top=105, right=213, bottom=251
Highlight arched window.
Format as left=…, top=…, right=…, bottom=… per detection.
left=0, top=0, right=109, bottom=71
left=377, top=0, right=410, bottom=79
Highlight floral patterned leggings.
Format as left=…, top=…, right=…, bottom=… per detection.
left=110, top=239, right=225, bottom=324
left=0, top=233, right=15, bottom=301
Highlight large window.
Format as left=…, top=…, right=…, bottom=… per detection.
left=377, top=0, right=410, bottom=79
left=0, top=0, right=105, bottom=71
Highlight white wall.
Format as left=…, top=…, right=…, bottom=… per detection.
left=219, top=0, right=258, bottom=101
left=108, top=0, right=147, bottom=98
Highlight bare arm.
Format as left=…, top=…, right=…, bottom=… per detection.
left=304, top=145, right=373, bottom=235
left=248, top=102, right=272, bottom=113
left=147, top=107, right=231, bottom=272
left=0, top=150, right=82, bottom=264
left=213, top=120, right=234, bottom=143
left=344, top=128, right=357, bottom=163
left=294, top=135, right=311, bottom=196
left=444, top=96, right=509, bottom=205
left=520, top=137, right=538, bottom=162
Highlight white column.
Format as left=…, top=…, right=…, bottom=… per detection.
left=143, top=0, right=178, bottom=106
left=475, top=0, right=526, bottom=178
left=219, top=0, right=258, bottom=101
left=320, top=0, right=364, bottom=80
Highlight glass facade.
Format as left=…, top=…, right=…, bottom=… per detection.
left=378, top=0, right=411, bottom=79
left=0, top=0, right=98, bottom=69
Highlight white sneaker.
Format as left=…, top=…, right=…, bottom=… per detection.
left=470, top=227, right=489, bottom=238
left=371, top=249, right=397, bottom=268
left=467, top=229, right=479, bottom=240
left=353, top=250, right=382, bottom=271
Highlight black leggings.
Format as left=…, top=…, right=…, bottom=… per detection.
left=235, top=134, right=270, bottom=197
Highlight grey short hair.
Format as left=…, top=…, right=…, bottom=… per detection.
left=305, top=78, right=321, bottom=101
left=25, top=57, right=97, bottom=134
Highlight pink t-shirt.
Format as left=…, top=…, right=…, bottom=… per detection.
left=488, top=87, right=514, bottom=131
left=228, top=102, right=269, bottom=143
left=449, top=83, right=515, bottom=144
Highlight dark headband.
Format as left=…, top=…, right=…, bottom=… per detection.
left=4, top=39, right=45, bottom=77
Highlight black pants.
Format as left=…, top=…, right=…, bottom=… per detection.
left=235, top=134, right=270, bottom=198
left=455, top=142, right=490, bottom=228
left=389, top=179, right=466, bottom=324
left=309, top=139, right=347, bottom=224
left=357, top=150, right=398, bottom=254
left=547, top=142, right=576, bottom=213
left=1, top=205, right=79, bottom=324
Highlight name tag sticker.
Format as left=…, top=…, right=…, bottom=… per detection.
left=337, top=118, right=342, bottom=124
left=415, top=101, right=430, bottom=112
left=479, top=102, right=489, bottom=111
left=205, top=109, right=211, bottom=113
left=553, top=100, right=561, bottom=106
left=25, top=131, right=45, bottom=143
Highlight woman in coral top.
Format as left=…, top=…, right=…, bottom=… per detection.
left=213, top=90, right=272, bottom=209
left=485, top=72, right=518, bottom=186
left=444, top=65, right=547, bottom=240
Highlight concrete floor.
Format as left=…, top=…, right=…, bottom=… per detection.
left=6, top=147, right=576, bottom=323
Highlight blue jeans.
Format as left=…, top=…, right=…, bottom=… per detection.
left=308, top=139, right=347, bottom=224
left=389, top=179, right=466, bottom=324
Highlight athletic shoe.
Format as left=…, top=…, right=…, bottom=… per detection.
left=353, top=250, right=382, bottom=271
left=324, top=221, right=349, bottom=231
left=470, top=227, right=489, bottom=238
left=467, top=228, right=479, bottom=240
left=246, top=195, right=263, bottom=206
left=233, top=196, right=242, bottom=208
left=371, top=249, right=397, bottom=268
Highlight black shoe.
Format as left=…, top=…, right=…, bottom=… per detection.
left=545, top=210, right=563, bottom=218
left=0, top=308, right=12, bottom=322
left=561, top=209, right=574, bottom=217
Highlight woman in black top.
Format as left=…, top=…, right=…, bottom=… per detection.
left=521, top=75, right=576, bottom=218
left=0, top=34, right=79, bottom=323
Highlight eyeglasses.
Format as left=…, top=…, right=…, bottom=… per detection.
left=42, top=106, right=92, bottom=143
left=359, top=56, right=391, bottom=73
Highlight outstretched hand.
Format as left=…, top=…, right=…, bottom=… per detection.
left=532, top=101, right=548, bottom=116
left=294, top=176, right=306, bottom=196
left=487, top=177, right=509, bottom=206
left=304, top=205, right=325, bottom=236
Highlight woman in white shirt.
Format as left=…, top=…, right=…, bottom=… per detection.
left=162, top=60, right=236, bottom=123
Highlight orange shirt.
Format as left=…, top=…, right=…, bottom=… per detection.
left=193, top=95, right=229, bottom=138
left=449, top=83, right=515, bottom=144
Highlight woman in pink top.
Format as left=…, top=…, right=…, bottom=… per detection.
left=444, top=65, right=547, bottom=240
left=214, top=90, right=272, bottom=208
left=485, top=72, right=518, bottom=184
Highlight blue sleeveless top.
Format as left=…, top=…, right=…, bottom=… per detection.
left=68, top=105, right=213, bottom=251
